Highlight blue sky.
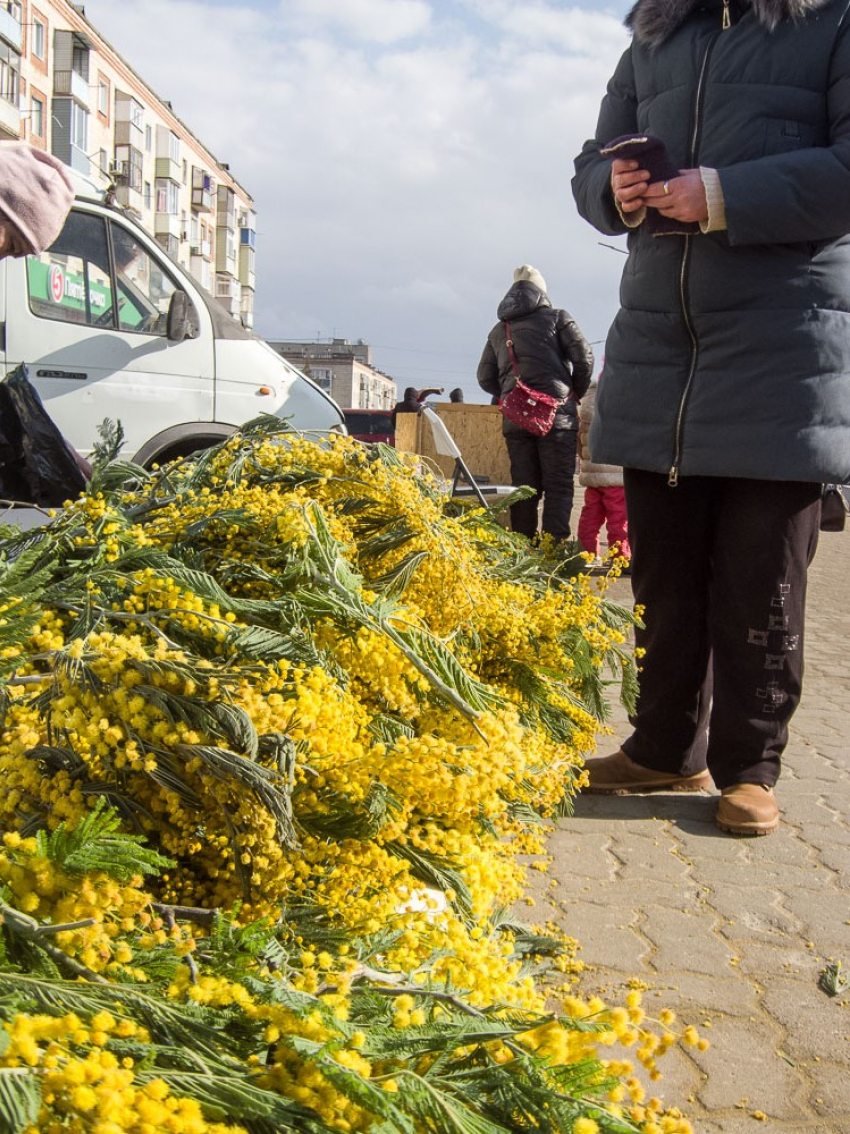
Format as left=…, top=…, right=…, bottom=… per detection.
left=84, top=0, right=634, bottom=399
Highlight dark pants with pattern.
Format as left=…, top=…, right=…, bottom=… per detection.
left=621, top=470, right=821, bottom=789
left=506, top=428, right=577, bottom=542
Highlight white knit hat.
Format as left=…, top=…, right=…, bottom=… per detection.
left=513, top=264, right=547, bottom=293
left=0, top=142, right=74, bottom=255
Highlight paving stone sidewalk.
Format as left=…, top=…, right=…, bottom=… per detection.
left=532, top=518, right=850, bottom=1133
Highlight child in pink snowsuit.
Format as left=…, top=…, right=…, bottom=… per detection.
left=578, top=380, right=631, bottom=566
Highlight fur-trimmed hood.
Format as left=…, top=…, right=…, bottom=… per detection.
left=626, top=0, right=832, bottom=47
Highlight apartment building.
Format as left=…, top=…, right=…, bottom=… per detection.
left=268, top=339, right=397, bottom=410
left=0, top=0, right=256, bottom=327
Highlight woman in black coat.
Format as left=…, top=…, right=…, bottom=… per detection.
left=571, top=0, right=850, bottom=835
left=477, top=265, right=594, bottom=542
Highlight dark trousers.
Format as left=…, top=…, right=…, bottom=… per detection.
left=621, top=470, right=821, bottom=789
left=506, top=428, right=577, bottom=541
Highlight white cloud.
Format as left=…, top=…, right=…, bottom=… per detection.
left=83, top=0, right=632, bottom=395
left=459, top=0, right=628, bottom=55
left=282, top=0, right=433, bottom=44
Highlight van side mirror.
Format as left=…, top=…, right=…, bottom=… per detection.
left=166, top=291, right=196, bottom=342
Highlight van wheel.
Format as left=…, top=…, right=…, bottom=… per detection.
left=144, top=436, right=226, bottom=469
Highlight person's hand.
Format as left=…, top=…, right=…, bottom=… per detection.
left=0, top=219, right=33, bottom=258
left=642, top=169, right=708, bottom=225
left=610, top=158, right=649, bottom=213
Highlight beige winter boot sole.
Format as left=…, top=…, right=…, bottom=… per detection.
left=583, top=749, right=711, bottom=795
left=716, top=783, right=779, bottom=836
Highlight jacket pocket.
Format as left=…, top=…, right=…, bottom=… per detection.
left=762, top=118, right=822, bottom=156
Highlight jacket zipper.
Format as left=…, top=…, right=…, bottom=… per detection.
left=668, top=19, right=727, bottom=487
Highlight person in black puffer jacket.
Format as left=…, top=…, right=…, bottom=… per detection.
left=476, top=266, right=594, bottom=542
left=571, top=0, right=850, bottom=836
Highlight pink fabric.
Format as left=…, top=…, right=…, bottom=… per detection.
left=578, top=485, right=631, bottom=560
left=0, top=142, right=74, bottom=254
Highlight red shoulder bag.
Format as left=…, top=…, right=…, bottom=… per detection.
left=499, top=322, right=564, bottom=437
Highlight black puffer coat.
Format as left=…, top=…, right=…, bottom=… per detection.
left=572, top=0, right=850, bottom=484
left=476, top=282, right=594, bottom=435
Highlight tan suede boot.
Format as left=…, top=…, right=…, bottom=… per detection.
left=583, top=749, right=711, bottom=795
left=716, top=783, right=779, bottom=836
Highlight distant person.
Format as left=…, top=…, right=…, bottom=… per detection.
left=392, top=387, right=421, bottom=428
left=577, top=377, right=630, bottom=570
left=449, top=388, right=465, bottom=403
left=476, top=265, right=594, bottom=543
left=0, top=142, right=74, bottom=257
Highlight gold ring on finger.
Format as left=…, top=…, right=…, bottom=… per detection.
left=663, top=181, right=670, bottom=195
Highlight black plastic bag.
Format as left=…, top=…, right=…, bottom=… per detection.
left=0, top=365, right=88, bottom=507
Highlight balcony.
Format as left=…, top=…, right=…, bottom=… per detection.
left=113, top=146, right=143, bottom=194
left=190, top=238, right=211, bottom=258
left=114, top=121, right=143, bottom=147
left=114, top=187, right=142, bottom=215
left=154, top=211, right=181, bottom=239
left=215, top=273, right=241, bottom=317
left=216, top=214, right=236, bottom=237
left=113, top=163, right=142, bottom=195
left=216, top=295, right=241, bottom=317
left=114, top=92, right=144, bottom=141
left=67, top=143, right=91, bottom=176
left=192, top=186, right=212, bottom=211
left=215, top=241, right=236, bottom=274
left=155, top=155, right=181, bottom=183
left=0, top=6, right=21, bottom=50
left=0, top=95, right=19, bottom=139
left=238, top=244, right=255, bottom=291
left=190, top=256, right=211, bottom=292
left=191, top=168, right=213, bottom=212
left=216, top=185, right=235, bottom=225
left=53, top=70, right=89, bottom=105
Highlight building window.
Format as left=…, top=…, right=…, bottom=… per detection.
left=145, top=124, right=152, bottom=151
left=69, top=102, right=88, bottom=151
left=98, top=78, right=108, bottom=117
left=0, top=45, right=20, bottom=107
left=32, top=18, right=45, bottom=60
left=71, top=43, right=88, bottom=80
left=143, top=181, right=151, bottom=210
left=113, top=144, right=143, bottom=193
left=155, top=178, right=179, bottom=215
left=99, top=148, right=108, bottom=173
left=30, top=94, right=43, bottom=137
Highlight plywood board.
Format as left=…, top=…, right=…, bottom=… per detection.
left=395, top=404, right=511, bottom=487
